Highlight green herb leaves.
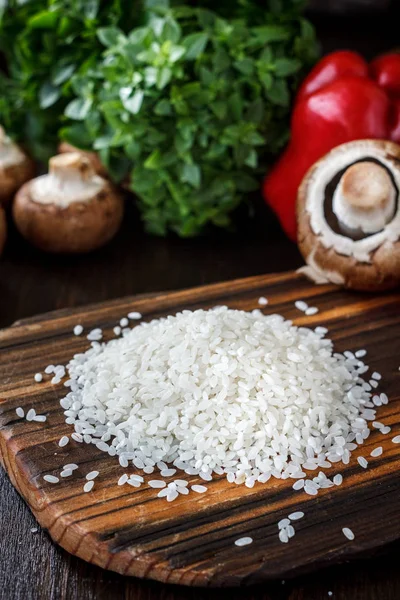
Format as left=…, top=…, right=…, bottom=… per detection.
left=60, top=2, right=317, bottom=236
left=0, top=0, right=317, bottom=234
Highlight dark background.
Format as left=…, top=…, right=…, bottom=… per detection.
left=1, top=3, right=400, bottom=599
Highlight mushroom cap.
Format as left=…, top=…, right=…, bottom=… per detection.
left=0, top=151, right=35, bottom=206
left=0, top=207, right=6, bottom=256
left=297, top=139, right=400, bottom=291
left=58, top=142, right=108, bottom=179
left=13, top=155, right=124, bottom=254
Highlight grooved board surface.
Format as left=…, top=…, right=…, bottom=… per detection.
left=0, top=271, right=399, bottom=587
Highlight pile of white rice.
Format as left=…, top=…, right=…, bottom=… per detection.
left=61, top=307, right=375, bottom=485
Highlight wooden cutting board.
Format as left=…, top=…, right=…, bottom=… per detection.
left=0, top=271, right=399, bottom=587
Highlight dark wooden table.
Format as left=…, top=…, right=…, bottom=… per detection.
left=1, top=8, right=400, bottom=600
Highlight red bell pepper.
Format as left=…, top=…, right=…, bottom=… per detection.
left=263, top=50, right=400, bottom=242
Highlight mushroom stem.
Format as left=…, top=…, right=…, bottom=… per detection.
left=333, top=161, right=396, bottom=234
left=31, top=152, right=104, bottom=207
left=0, top=125, right=25, bottom=167
left=49, top=152, right=95, bottom=183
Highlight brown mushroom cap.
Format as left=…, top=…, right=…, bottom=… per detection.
left=58, top=142, right=108, bottom=179
left=297, top=139, right=400, bottom=291
left=0, top=128, right=35, bottom=206
left=13, top=153, right=124, bottom=254
left=0, top=207, right=6, bottom=256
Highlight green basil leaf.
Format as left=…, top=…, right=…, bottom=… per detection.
left=234, top=58, right=254, bottom=76
left=161, top=17, right=181, bottom=44
left=83, top=0, right=100, bottom=20
left=28, top=10, right=59, bottom=30
left=64, top=97, right=93, bottom=120
left=245, top=149, right=258, bottom=168
left=210, top=101, right=227, bottom=120
left=169, top=46, right=185, bottom=63
left=97, top=27, right=124, bottom=48
left=260, top=72, right=273, bottom=90
left=121, top=89, right=144, bottom=114
left=183, top=32, right=209, bottom=60
left=157, top=67, right=172, bottom=90
left=266, top=78, right=290, bottom=106
left=155, top=99, right=172, bottom=115
left=274, top=58, right=301, bottom=77
left=181, top=163, right=201, bottom=188
left=52, top=64, right=76, bottom=86
left=39, top=82, right=61, bottom=109
left=252, top=25, right=290, bottom=43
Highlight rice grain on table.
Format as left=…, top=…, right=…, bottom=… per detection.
left=26, top=408, right=36, bottom=421
left=288, top=511, right=304, bottom=521
left=128, top=312, right=142, bottom=320
left=149, top=480, right=166, bottom=489
left=43, top=475, right=59, bottom=484
left=333, top=474, right=343, bottom=486
left=294, top=300, right=308, bottom=312
left=83, top=481, right=94, bottom=492
left=60, top=469, right=73, bottom=478
left=191, top=485, right=207, bottom=493
left=342, top=527, right=355, bottom=541
left=234, top=537, right=253, bottom=547
left=370, top=447, right=383, bottom=457
left=60, top=307, right=379, bottom=486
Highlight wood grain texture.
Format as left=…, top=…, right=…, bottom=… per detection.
left=0, top=271, right=399, bottom=588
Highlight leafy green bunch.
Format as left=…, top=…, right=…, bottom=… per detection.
left=62, top=0, right=317, bottom=236
left=0, top=0, right=140, bottom=160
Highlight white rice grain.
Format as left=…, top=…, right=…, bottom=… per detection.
left=44, top=475, right=59, bottom=484
left=26, top=408, right=36, bottom=421
left=234, top=537, right=253, bottom=547
left=149, top=480, right=166, bottom=489
left=288, top=511, right=304, bottom=521
left=342, top=527, right=355, bottom=541
left=59, top=307, right=380, bottom=487
left=370, top=447, right=383, bottom=457
left=83, top=481, right=94, bottom=492
left=191, top=485, right=207, bottom=494
left=294, top=300, right=308, bottom=312
left=128, top=312, right=142, bottom=320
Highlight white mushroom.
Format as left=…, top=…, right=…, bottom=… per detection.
left=0, top=126, right=35, bottom=206
left=13, top=152, right=124, bottom=254
left=0, top=206, right=6, bottom=256
left=297, top=139, right=400, bottom=291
